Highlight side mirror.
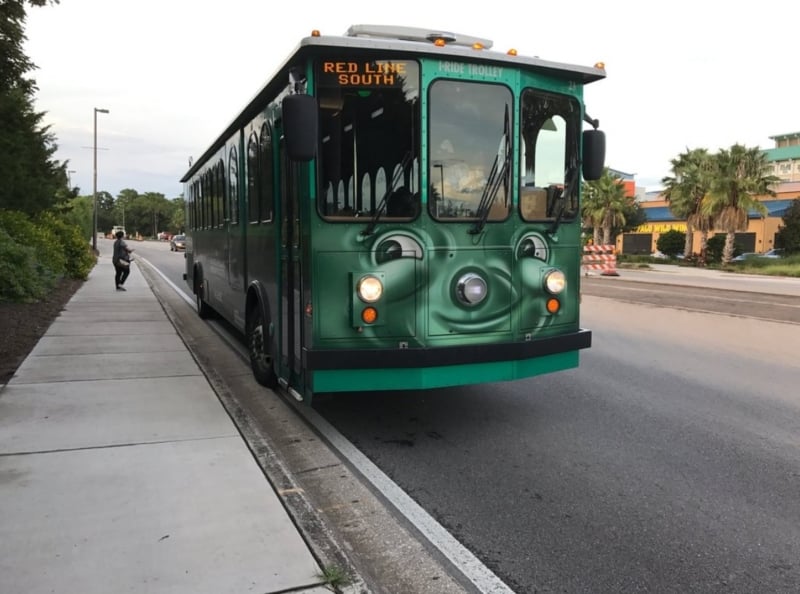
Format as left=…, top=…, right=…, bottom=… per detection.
left=282, top=94, right=318, bottom=162
left=582, top=129, right=606, bottom=181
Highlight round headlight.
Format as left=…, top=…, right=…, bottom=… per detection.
left=456, top=273, right=488, bottom=306
left=357, top=275, right=383, bottom=303
left=544, top=269, right=566, bottom=294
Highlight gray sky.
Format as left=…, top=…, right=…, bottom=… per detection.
left=24, top=0, right=797, bottom=199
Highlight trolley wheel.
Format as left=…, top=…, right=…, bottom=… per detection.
left=195, top=278, right=213, bottom=319
left=246, top=304, right=277, bottom=388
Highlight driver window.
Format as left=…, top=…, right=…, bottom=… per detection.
left=519, top=90, right=578, bottom=221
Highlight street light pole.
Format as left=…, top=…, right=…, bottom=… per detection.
left=92, top=107, right=109, bottom=252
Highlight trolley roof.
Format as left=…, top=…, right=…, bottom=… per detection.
left=181, top=25, right=606, bottom=182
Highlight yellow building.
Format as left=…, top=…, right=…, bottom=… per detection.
left=619, top=133, right=800, bottom=255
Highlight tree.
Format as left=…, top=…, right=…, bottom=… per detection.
left=582, top=168, right=632, bottom=246
left=662, top=148, right=714, bottom=261
left=59, top=195, right=93, bottom=240
left=0, top=0, right=67, bottom=216
left=702, top=144, right=779, bottom=264
left=776, top=198, right=800, bottom=255
left=125, top=192, right=171, bottom=237
left=168, top=197, right=186, bottom=233
left=115, top=188, right=139, bottom=230
left=615, top=199, right=647, bottom=237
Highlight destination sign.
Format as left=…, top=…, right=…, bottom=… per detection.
left=319, top=60, right=409, bottom=88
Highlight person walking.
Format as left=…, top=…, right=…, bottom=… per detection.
left=112, top=230, right=134, bottom=291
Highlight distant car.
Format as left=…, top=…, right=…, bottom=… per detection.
left=732, top=249, right=783, bottom=262
left=170, top=234, right=186, bottom=251
left=652, top=250, right=684, bottom=260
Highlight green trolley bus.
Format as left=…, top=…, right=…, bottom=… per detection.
left=181, top=24, right=606, bottom=402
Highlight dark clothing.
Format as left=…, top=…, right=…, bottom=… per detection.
left=114, top=262, right=130, bottom=288
left=112, top=237, right=132, bottom=288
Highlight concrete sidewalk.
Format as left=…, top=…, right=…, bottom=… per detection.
left=0, top=244, right=332, bottom=594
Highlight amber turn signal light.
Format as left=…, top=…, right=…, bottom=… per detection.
left=361, top=307, right=378, bottom=324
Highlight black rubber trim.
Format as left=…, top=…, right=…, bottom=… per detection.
left=304, top=329, right=591, bottom=370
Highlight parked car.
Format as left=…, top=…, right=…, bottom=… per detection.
left=732, top=248, right=783, bottom=262
left=731, top=252, right=757, bottom=262
left=652, top=250, right=684, bottom=260
left=170, top=234, right=186, bottom=251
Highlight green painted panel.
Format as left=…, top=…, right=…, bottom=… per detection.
left=316, top=251, right=418, bottom=341
left=311, top=351, right=579, bottom=393
left=427, top=247, right=513, bottom=336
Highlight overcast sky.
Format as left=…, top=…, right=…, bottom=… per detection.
left=23, top=0, right=797, bottom=199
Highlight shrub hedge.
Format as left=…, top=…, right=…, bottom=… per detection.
left=0, top=209, right=96, bottom=303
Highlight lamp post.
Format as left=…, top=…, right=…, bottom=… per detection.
left=92, top=107, right=109, bottom=252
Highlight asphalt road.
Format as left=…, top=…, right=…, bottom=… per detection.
left=136, top=241, right=800, bottom=593
left=314, top=274, right=800, bottom=593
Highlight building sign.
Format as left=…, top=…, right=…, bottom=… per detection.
left=636, top=222, right=687, bottom=233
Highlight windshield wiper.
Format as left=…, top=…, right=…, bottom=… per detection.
left=470, top=105, right=511, bottom=235
left=362, top=151, right=413, bottom=237
left=547, top=176, right=576, bottom=236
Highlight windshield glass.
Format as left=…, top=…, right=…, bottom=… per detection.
left=316, top=58, right=420, bottom=221
left=518, top=89, right=581, bottom=222
left=428, top=80, right=512, bottom=221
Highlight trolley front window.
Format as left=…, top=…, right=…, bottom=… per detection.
left=316, top=57, right=420, bottom=221
left=428, top=80, right=512, bottom=222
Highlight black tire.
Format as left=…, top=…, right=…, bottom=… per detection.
left=246, top=303, right=277, bottom=388
left=194, top=277, right=213, bottom=319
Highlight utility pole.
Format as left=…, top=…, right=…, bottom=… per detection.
left=93, top=107, right=109, bottom=251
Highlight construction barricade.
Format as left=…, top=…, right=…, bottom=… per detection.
left=582, top=244, right=620, bottom=276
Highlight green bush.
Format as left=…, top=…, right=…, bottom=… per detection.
left=0, top=228, right=53, bottom=302
left=705, top=234, right=727, bottom=263
left=656, top=229, right=686, bottom=257
left=0, top=209, right=96, bottom=302
left=0, top=210, right=66, bottom=277
left=36, top=211, right=95, bottom=280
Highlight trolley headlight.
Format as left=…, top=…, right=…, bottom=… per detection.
left=456, top=273, right=488, bottom=306
left=357, top=275, right=383, bottom=303
left=543, top=269, right=566, bottom=295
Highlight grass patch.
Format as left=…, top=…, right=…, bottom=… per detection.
left=726, top=258, right=800, bottom=277
left=316, top=565, right=350, bottom=591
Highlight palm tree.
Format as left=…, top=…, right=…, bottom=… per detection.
left=661, top=148, right=714, bottom=261
left=702, top=144, right=779, bottom=263
left=582, top=168, right=630, bottom=246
